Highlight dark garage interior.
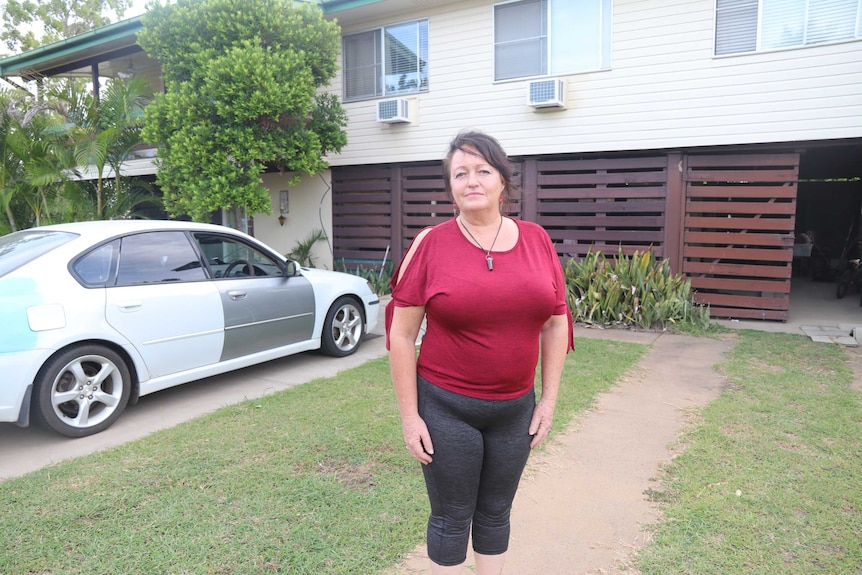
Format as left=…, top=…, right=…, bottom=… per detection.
left=790, top=140, right=862, bottom=323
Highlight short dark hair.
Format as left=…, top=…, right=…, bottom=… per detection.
left=442, top=130, right=519, bottom=211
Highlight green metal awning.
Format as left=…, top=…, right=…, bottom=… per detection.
left=0, top=17, right=145, bottom=80
left=0, top=0, right=391, bottom=82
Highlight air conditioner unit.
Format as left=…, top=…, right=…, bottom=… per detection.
left=527, top=79, right=566, bottom=109
left=377, top=98, right=411, bottom=123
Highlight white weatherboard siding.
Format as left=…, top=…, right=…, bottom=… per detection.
left=328, top=0, right=862, bottom=166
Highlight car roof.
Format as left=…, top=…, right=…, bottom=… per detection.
left=34, top=220, right=242, bottom=243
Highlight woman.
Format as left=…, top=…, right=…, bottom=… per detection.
left=387, top=130, right=574, bottom=574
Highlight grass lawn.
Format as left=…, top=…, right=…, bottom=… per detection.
left=637, top=330, right=862, bottom=574
left=0, top=337, right=646, bottom=575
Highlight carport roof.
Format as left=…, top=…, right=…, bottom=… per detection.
left=0, top=17, right=145, bottom=80
left=0, top=0, right=388, bottom=82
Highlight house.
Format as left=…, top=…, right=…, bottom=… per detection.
left=2, top=0, right=861, bottom=321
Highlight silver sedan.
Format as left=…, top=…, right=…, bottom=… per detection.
left=0, top=220, right=379, bottom=438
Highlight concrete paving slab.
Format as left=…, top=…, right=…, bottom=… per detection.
left=801, top=325, right=851, bottom=337
left=810, top=335, right=859, bottom=346
left=801, top=325, right=859, bottom=346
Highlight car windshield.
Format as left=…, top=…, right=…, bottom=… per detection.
left=0, top=230, right=78, bottom=278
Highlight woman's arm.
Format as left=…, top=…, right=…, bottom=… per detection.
left=389, top=304, right=434, bottom=464
left=387, top=227, right=435, bottom=463
left=529, top=312, right=570, bottom=448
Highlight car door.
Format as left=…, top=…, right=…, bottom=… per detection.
left=191, top=232, right=315, bottom=361
left=103, top=231, right=224, bottom=379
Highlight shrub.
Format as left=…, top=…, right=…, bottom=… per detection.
left=286, top=228, right=327, bottom=268
left=336, top=260, right=392, bottom=296
left=565, top=247, right=711, bottom=332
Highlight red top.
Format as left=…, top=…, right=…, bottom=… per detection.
left=386, top=218, right=574, bottom=400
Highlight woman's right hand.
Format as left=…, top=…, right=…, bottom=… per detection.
left=402, top=414, right=434, bottom=464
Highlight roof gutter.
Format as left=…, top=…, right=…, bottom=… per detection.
left=319, top=0, right=388, bottom=14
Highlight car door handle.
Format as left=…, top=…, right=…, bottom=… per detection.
left=116, top=301, right=142, bottom=312
left=227, top=290, right=247, bottom=301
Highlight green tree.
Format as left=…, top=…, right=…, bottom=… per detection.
left=1, top=0, right=133, bottom=54
left=0, top=92, right=28, bottom=232
left=0, top=90, right=75, bottom=233
left=60, top=175, right=159, bottom=222
left=51, top=76, right=153, bottom=218
left=137, top=0, right=348, bottom=222
left=1, top=77, right=157, bottom=234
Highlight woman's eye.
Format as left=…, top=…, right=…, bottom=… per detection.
left=454, top=172, right=466, bottom=179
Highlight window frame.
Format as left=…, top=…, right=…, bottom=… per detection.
left=492, top=0, right=612, bottom=82
left=342, top=18, right=430, bottom=103
left=714, top=0, right=862, bottom=56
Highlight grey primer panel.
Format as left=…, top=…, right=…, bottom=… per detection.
left=218, top=275, right=316, bottom=361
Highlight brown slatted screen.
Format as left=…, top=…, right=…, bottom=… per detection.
left=331, top=166, right=394, bottom=269
left=682, top=153, right=799, bottom=320
left=534, top=156, right=669, bottom=260
left=333, top=150, right=800, bottom=322
left=400, top=163, right=448, bottom=249
left=331, top=163, right=446, bottom=268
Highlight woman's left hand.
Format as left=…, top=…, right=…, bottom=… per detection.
left=529, top=399, right=555, bottom=448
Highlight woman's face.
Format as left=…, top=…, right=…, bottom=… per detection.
left=449, top=146, right=505, bottom=215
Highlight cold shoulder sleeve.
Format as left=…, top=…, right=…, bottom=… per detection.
left=384, top=227, right=434, bottom=350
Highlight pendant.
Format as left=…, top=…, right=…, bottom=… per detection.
left=486, top=256, right=494, bottom=271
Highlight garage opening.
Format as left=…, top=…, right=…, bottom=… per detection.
left=792, top=141, right=862, bottom=324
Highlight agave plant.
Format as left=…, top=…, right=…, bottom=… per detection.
left=564, top=246, right=711, bottom=331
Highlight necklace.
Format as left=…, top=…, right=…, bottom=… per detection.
left=457, top=216, right=504, bottom=271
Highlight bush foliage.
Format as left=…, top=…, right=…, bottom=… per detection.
left=565, top=248, right=711, bottom=331
left=337, top=261, right=392, bottom=296
left=138, top=0, right=347, bottom=221
left=337, top=245, right=710, bottom=332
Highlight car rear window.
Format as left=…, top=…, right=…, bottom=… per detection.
left=0, top=230, right=78, bottom=278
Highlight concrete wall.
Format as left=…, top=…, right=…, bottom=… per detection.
left=255, top=171, right=335, bottom=270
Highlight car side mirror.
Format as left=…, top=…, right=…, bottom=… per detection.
left=284, top=260, right=298, bottom=277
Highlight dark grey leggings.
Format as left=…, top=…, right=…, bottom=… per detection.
left=417, top=375, right=535, bottom=566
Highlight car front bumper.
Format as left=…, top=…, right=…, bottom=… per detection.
left=364, top=296, right=380, bottom=334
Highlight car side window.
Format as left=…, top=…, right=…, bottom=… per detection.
left=73, top=240, right=118, bottom=287
left=193, top=233, right=282, bottom=278
left=116, top=231, right=207, bottom=286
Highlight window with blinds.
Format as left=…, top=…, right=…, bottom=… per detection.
left=715, top=0, right=861, bottom=55
left=343, top=20, right=429, bottom=102
left=493, top=0, right=612, bottom=81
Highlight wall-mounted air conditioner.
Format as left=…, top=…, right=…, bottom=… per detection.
left=527, top=79, right=566, bottom=109
left=377, top=98, right=411, bottom=123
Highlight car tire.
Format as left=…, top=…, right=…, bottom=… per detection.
left=320, top=296, right=365, bottom=357
left=34, top=345, right=132, bottom=438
